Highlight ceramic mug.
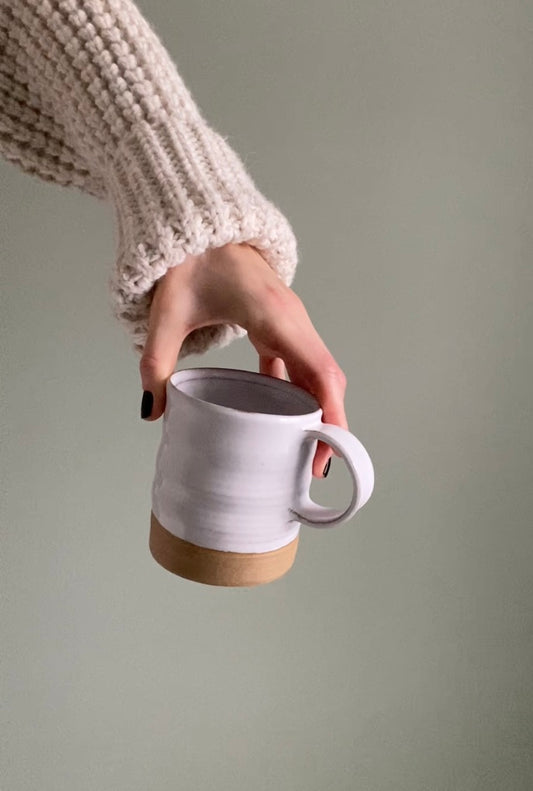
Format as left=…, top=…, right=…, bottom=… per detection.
left=149, top=367, right=374, bottom=587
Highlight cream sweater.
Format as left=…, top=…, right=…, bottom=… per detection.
left=0, top=0, right=298, bottom=358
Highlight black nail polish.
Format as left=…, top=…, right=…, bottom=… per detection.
left=141, top=390, right=153, bottom=419
left=323, top=458, right=332, bottom=478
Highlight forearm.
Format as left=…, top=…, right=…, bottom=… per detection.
left=3, top=1, right=201, bottom=174
left=1, top=0, right=298, bottom=359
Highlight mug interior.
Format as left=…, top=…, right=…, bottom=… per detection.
left=173, top=369, right=320, bottom=417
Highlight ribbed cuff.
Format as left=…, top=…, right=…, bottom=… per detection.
left=105, top=118, right=298, bottom=359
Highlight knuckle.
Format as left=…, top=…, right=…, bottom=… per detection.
left=267, top=281, right=300, bottom=310
left=253, top=285, right=300, bottom=332
left=338, top=368, right=348, bottom=388
left=324, top=362, right=347, bottom=389
left=288, top=291, right=306, bottom=313
left=139, top=353, right=160, bottom=379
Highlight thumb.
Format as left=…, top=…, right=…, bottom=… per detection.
left=139, top=311, right=185, bottom=421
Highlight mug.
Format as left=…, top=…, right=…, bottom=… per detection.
left=149, top=367, right=374, bottom=587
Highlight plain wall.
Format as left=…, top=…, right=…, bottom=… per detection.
left=2, top=1, right=532, bottom=789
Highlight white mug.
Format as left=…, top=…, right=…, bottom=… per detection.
left=149, top=367, right=374, bottom=587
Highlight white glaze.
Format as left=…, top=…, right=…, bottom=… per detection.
left=151, top=368, right=374, bottom=554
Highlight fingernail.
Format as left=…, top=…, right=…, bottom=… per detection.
left=322, top=458, right=332, bottom=478
left=141, top=390, right=153, bottom=419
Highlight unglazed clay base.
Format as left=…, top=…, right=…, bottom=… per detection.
left=149, top=511, right=300, bottom=587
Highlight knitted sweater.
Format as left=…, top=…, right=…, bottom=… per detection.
left=0, top=0, right=298, bottom=358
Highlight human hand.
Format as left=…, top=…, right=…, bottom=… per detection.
left=139, top=243, right=348, bottom=479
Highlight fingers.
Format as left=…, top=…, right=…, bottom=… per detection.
left=287, top=348, right=348, bottom=476
left=307, top=367, right=348, bottom=477
left=247, top=291, right=349, bottom=479
left=139, top=285, right=186, bottom=421
left=259, top=355, right=286, bottom=380
left=258, top=350, right=345, bottom=476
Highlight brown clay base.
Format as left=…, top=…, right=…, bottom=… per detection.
left=149, top=511, right=300, bottom=587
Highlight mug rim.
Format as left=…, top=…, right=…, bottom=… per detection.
left=168, top=367, right=322, bottom=420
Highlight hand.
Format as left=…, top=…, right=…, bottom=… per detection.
left=139, top=243, right=348, bottom=478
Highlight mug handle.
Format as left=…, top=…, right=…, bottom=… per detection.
left=290, top=425, right=375, bottom=527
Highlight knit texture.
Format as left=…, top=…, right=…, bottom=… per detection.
left=0, top=0, right=298, bottom=358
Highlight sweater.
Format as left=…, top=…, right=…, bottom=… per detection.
left=0, top=0, right=298, bottom=359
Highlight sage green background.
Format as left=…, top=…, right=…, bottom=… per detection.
left=1, top=1, right=532, bottom=789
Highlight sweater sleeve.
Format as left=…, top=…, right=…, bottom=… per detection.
left=0, top=0, right=298, bottom=359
